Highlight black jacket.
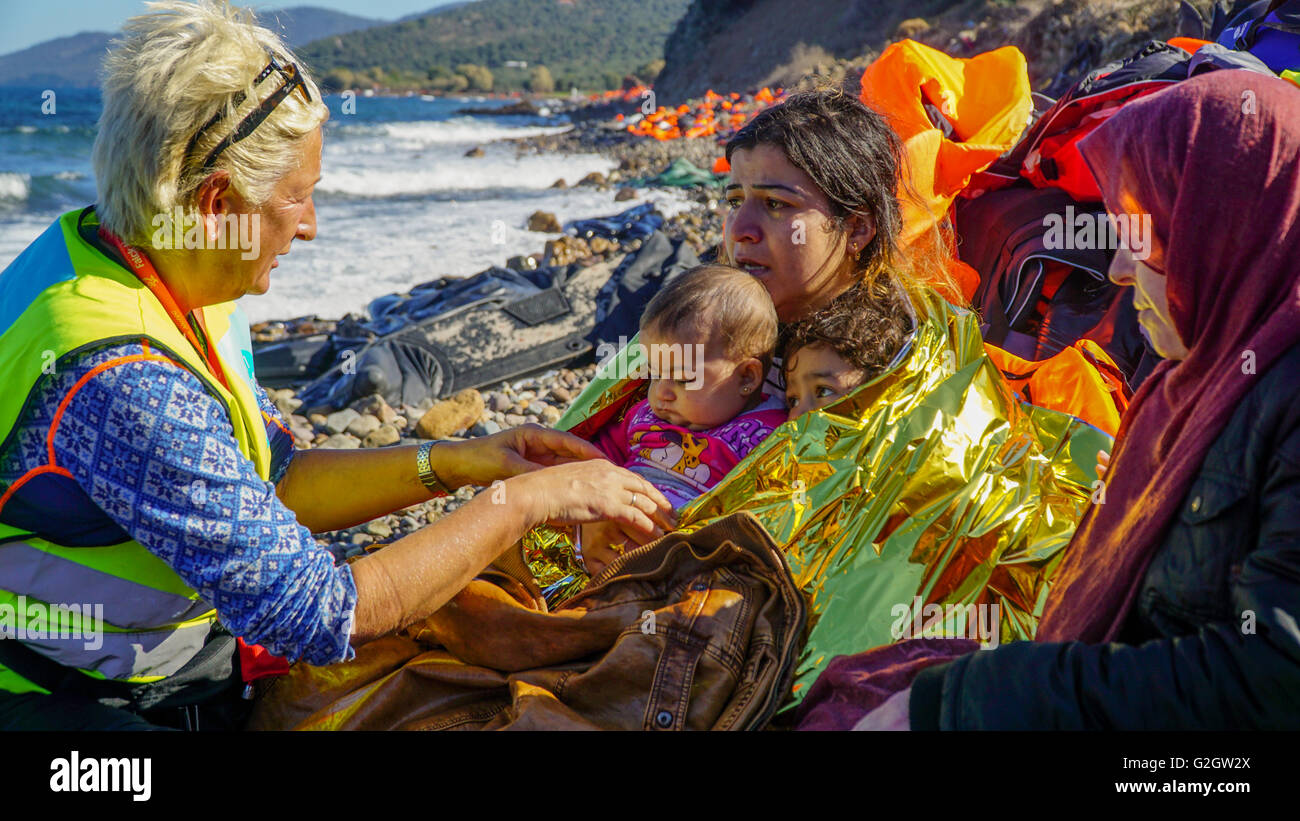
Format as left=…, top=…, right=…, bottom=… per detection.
left=910, top=343, right=1300, bottom=730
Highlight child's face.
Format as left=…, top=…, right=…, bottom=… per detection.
left=783, top=342, right=867, bottom=419
left=641, top=327, right=762, bottom=431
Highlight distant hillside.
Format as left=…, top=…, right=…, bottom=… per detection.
left=655, top=0, right=963, bottom=104
left=397, top=2, right=476, bottom=22
left=653, top=0, right=1209, bottom=104
left=298, top=0, right=692, bottom=92
left=0, top=6, right=386, bottom=88
left=0, top=32, right=114, bottom=88
left=259, top=6, right=386, bottom=48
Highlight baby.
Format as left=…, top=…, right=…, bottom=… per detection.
left=580, top=264, right=787, bottom=565
left=780, top=280, right=912, bottom=418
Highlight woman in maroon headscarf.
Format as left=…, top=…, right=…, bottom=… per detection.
left=846, top=69, right=1300, bottom=730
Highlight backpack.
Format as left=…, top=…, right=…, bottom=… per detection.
left=973, top=40, right=1274, bottom=202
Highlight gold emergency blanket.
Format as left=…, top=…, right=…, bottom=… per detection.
left=526, top=289, right=1108, bottom=705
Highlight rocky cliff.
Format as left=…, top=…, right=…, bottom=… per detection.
left=654, top=0, right=1218, bottom=104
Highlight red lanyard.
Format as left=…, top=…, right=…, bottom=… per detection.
left=98, top=226, right=232, bottom=392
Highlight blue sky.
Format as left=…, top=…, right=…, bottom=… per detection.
left=0, top=1, right=463, bottom=55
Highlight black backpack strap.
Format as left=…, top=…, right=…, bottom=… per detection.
left=0, top=623, right=240, bottom=713
left=0, top=635, right=136, bottom=702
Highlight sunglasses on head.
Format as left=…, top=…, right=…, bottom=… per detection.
left=185, top=50, right=312, bottom=172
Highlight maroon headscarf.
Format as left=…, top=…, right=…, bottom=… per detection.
left=1036, top=70, right=1300, bottom=642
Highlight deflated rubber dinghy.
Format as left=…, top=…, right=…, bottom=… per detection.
left=253, top=204, right=699, bottom=413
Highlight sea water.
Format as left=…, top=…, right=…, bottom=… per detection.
left=0, top=89, right=690, bottom=323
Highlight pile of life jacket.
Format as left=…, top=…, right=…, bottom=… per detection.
left=587, top=85, right=651, bottom=104
left=622, top=87, right=784, bottom=141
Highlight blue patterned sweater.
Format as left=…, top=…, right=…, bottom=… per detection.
left=0, top=340, right=357, bottom=666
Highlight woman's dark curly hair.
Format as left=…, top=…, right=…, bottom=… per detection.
left=778, top=276, right=912, bottom=385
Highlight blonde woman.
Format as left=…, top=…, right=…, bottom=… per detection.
left=0, top=0, right=670, bottom=730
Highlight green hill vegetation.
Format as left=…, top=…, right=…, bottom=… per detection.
left=300, top=0, right=690, bottom=93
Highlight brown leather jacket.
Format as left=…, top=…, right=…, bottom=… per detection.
left=247, top=512, right=806, bottom=730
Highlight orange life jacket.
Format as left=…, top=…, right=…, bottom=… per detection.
left=984, top=339, right=1131, bottom=436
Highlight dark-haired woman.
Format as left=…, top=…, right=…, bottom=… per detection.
left=722, top=89, right=928, bottom=324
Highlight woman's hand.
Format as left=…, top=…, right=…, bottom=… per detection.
left=435, top=424, right=607, bottom=489
left=510, top=459, right=676, bottom=537
left=851, top=687, right=912, bottom=731
left=579, top=519, right=667, bottom=577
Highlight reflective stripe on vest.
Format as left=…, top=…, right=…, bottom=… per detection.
left=0, top=598, right=213, bottom=682
left=0, top=542, right=212, bottom=628
left=0, top=208, right=272, bottom=692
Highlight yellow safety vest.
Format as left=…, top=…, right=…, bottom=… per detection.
left=0, top=208, right=272, bottom=694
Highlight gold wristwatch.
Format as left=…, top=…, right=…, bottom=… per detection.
left=415, top=440, right=452, bottom=497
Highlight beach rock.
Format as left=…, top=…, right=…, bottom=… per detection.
left=541, top=406, right=563, bottom=425
left=312, top=433, right=329, bottom=446
left=524, top=400, right=548, bottom=417
left=309, top=412, right=329, bottom=431
left=488, top=391, right=511, bottom=413
left=288, top=414, right=315, bottom=444
left=464, top=146, right=485, bottom=158
left=503, top=413, right=526, bottom=427
left=506, top=254, right=539, bottom=271
left=548, top=386, right=572, bottom=404
left=415, top=389, right=485, bottom=439
left=270, top=390, right=302, bottom=417
left=542, top=236, right=590, bottom=267
left=350, top=532, right=375, bottom=547
left=320, top=433, right=361, bottom=449
left=392, top=416, right=408, bottom=431
left=527, top=210, right=563, bottom=232
left=365, top=520, right=393, bottom=539
left=577, top=171, right=606, bottom=186
left=324, top=408, right=360, bottom=435
left=363, top=423, right=401, bottom=448
left=549, top=178, right=568, bottom=189
left=469, top=418, right=503, bottom=437
left=351, top=394, right=398, bottom=425
left=346, top=413, right=381, bottom=439
left=402, top=406, right=425, bottom=428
